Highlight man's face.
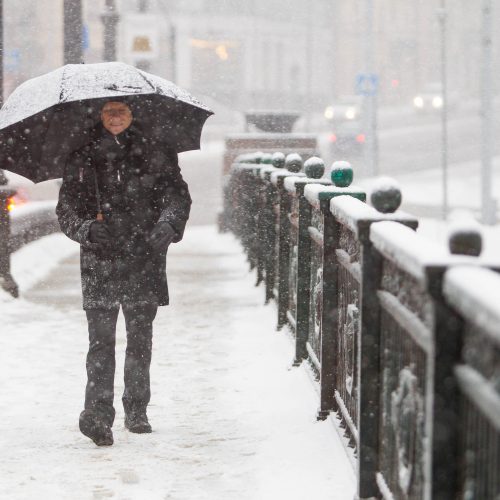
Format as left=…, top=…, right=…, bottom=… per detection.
left=101, top=102, right=133, bottom=136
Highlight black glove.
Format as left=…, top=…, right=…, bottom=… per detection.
left=89, top=221, right=112, bottom=245
left=149, top=221, right=177, bottom=252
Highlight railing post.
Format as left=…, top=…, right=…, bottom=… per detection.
left=295, top=185, right=314, bottom=361
left=317, top=207, right=339, bottom=417
left=357, top=229, right=383, bottom=497
left=327, top=182, right=417, bottom=498
left=429, top=229, right=484, bottom=500
left=443, top=263, right=500, bottom=499
left=0, top=184, right=19, bottom=297
left=274, top=154, right=304, bottom=330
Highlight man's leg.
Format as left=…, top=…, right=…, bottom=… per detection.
left=80, top=308, right=119, bottom=444
left=122, top=304, right=157, bottom=432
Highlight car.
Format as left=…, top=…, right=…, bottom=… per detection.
left=324, top=95, right=363, bottom=123
left=412, top=82, right=459, bottom=112
left=327, top=120, right=366, bottom=159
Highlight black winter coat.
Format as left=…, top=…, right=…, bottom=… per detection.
left=56, top=125, right=191, bottom=310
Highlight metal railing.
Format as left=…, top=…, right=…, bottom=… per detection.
left=224, top=151, right=500, bottom=500
left=0, top=194, right=59, bottom=297
left=443, top=266, right=500, bottom=500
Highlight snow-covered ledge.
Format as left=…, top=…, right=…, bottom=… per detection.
left=259, top=165, right=276, bottom=179
left=330, top=196, right=416, bottom=237
left=283, top=175, right=329, bottom=193
left=231, top=162, right=259, bottom=172
left=270, top=170, right=304, bottom=186
left=370, top=221, right=459, bottom=283
left=304, top=184, right=365, bottom=209
left=443, top=266, right=500, bottom=342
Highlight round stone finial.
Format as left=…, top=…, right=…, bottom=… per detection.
left=272, top=152, right=286, bottom=169
left=285, top=153, right=303, bottom=173
left=304, top=156, right=325, bottom=179
left=261, top=153, right=273, bottom=165
left=448, top=212, right=483, bottom=256
left=330, top=161, right=353, bottom=187
left=448, top=229, right=483, bottom=256
left=370, top=176, right=402, bottom=213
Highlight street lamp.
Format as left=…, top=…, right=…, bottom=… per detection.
left=480, top=0, right=495, bottom=224
left=64, top=0, right=84, bottom=64
left=363, top=0, right=378, bottom=177
left=102, top=0, right=120, bottom=62
left=437, top=1, right=448, bottom=220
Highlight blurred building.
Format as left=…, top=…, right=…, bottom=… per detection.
left=332, top=0, right=500, bottom=106
left=4, top=0, right=64, bottom=97
left=105, top=0, right=336, bottom=114
left=2, top=0, right=499, bottom=110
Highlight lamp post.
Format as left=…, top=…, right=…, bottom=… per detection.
left=362, top=0, right=379, bottom=177
left=64, top=0, right=83, bottom=64
left=102, top=0, right=120, bottom=62
left=437, top=1, right=448, bottom=220
left=480, top=0, right=495, bottom=224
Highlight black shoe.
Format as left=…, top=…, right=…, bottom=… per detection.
left=79, top=411, right=114, bottom=446
left=125, top=412, right=152, bottom=434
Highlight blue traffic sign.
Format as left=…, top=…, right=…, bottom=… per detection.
left=355, top=73, right=379, bottom=96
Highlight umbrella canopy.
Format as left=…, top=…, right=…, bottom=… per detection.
left=0, top=62, right=213, bottom=183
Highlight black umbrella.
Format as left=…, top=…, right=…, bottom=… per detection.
left=0, top=62, right=213, bottom=183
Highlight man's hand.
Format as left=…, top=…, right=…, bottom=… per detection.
left=149, top=221, right=176, bottom=252
left=89, top=221, right=112, bottom=245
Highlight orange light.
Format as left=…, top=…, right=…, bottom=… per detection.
left=329, top=133, right=337, bottom=143
left=7, top=197, right=15, bottom=212
left=356, top=134, right=366, bottom=143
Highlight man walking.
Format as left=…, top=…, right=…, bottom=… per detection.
left=56, top=100, right=191, bottom=446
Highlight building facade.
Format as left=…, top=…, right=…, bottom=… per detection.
left=2, top=0, right=499, bottom=110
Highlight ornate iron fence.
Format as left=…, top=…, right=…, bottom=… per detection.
left=279, top=171, right=333, bottom=349
left=443, top=266, right=500, bottom=500
left=224, top=151, right=500, bottom=500
left=366, top=221, right=499, bottom=500
left=316, top=194, right=417, bottom=461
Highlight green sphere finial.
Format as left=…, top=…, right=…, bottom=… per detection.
left=370, top=176, right=402, bottom=213
left=331, top=161, right=353, bottom=187
left=261, top=153, right=273, bottom=164
left=254, top=151, right=264, bottom=164
left=272, top=152, right=286, bottom=169
left=304, top=156, right=325, bottom=178
left=285, top=153, right=303, bottom=173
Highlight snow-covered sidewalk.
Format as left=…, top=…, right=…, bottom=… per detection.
left=0, top=227, right=355, bottom=500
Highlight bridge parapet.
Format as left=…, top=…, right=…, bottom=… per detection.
left=224, top=151, right=500, bottom=500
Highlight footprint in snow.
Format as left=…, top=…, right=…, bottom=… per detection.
left=92, top=486, right=115, bottom=498
left=119, top=468, right=140, bottom=484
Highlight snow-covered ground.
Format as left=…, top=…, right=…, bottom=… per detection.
left=0, top=227, right=355, bottom=500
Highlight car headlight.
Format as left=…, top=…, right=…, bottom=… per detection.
left=413, top=96, right=424, bottom=108
left=345, top=108, right=356, bottom=120
left=432, top=96, right=443, bottom=108
left=324, top=106, right=335, bottom=120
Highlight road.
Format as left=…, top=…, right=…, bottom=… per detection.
left=180, top=102, right=499, bottom=226
left=318, top=101, right=500, bottom=178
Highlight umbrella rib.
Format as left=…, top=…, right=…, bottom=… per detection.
left=59, top=65, right=68, bottom=103
left=135, top=70, right=160, bottom=95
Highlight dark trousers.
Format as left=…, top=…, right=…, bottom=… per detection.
left=84, top=304, right=157, bottom=426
